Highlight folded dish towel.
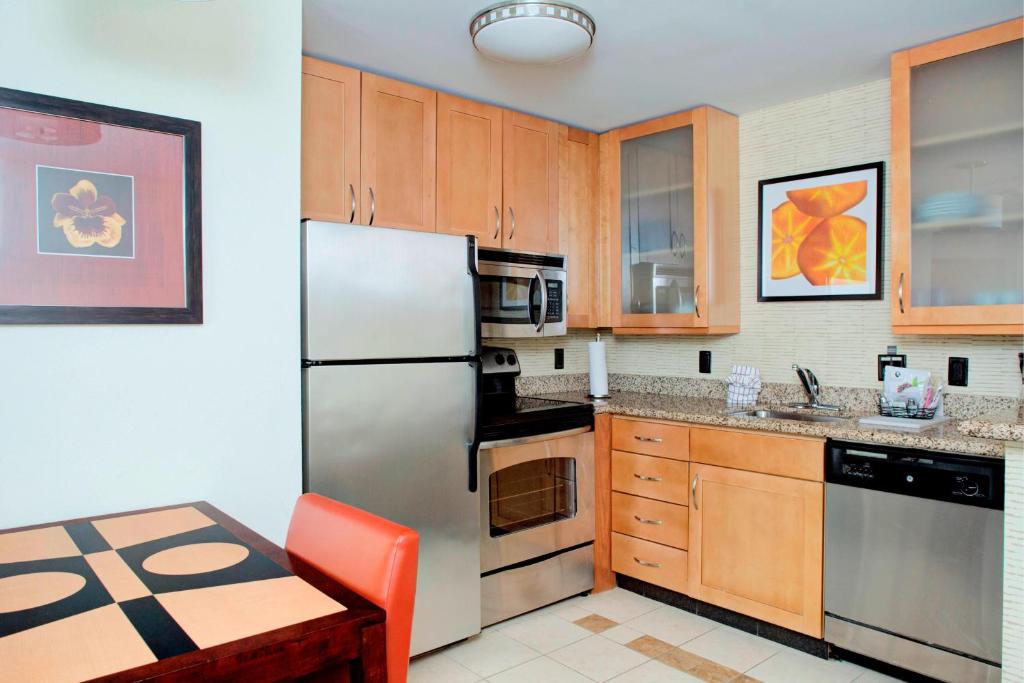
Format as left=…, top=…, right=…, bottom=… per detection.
left=727, top=365, right=762, bottom=406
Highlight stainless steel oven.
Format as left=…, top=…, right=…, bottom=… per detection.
left=479, top=427, right=594, bottom=626
left=478, top=248, right=567, bottom=338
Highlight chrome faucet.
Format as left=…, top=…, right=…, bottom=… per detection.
left=789, top=364, right=840, bottom=412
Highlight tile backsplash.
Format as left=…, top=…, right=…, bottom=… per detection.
left=502, top=78, right=1024, bottom=398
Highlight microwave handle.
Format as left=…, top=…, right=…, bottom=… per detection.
left=534, top=271, right=547, bottom=333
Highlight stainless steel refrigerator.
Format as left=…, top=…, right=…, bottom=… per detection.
left=301, top=220, right=481, bottom=655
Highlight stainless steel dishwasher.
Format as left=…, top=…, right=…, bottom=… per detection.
left=824, top=440, right=1004, bottom=683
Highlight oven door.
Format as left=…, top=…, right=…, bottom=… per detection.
left=480, top=427, right=594, bottom=573
left=479, top=262, right=566, bottom=338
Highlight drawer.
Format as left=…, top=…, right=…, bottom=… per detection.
left=689, top=427, right=824, bottom=481
left=611, top=532, right=687, bottom=593
left=612, top=418, right=689, bottom=460
left=611, top=451, right=689, bottom=504
left=611, top=492, right=688, bottom=549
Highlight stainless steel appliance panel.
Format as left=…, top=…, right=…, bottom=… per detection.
left=825, top=483, right=1003, bottom=664
left=825, top=616, right=1001, bottom=683
left=480, top=429, right=594, bottom=573
left=481, top=544, right=593, bottom=627
left=302, top=221, right=476, bottom=360
left=304, top=362, right=480, bottom=655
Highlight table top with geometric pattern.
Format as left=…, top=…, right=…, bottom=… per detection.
left=0, top=502, right=380, bottom=683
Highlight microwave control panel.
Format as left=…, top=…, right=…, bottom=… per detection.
left=545, top=280, right=563, bottom=322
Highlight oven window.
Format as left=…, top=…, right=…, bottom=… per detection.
left=489, top=457, right=577, bottom=537
left=480, top=275, right=542, bottom=325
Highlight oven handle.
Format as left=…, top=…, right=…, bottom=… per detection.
left=479, top=425, right=592, bottom=450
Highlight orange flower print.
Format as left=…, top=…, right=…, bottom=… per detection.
left=770, top=201, right=821, bottom=279
left=786, top=180, right=867, bottom=218
left=796, top=215, right=868, bottom=286
left=51, top=179, right=125, bottom=248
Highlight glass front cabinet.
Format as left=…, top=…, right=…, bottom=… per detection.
left=891, top=19, right=1024, bottom=334
left=602, top=107, right=739, bottom=333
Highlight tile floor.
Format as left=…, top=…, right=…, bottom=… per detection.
left=410, top=588, right=905, bottom=683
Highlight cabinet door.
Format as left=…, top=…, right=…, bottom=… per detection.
left=301, top=58, right=360, bottom=222
left=503, top=111, right=559, bottom=253
left=361, top=74, right=436, bottom=231
left=610, top=109, right=707, bottom=330
left=689, top=464, right=823, bottom=637
left=559, top=126, right=598, bottom=327
left=891, top=20, right=1024, bottom=333
left=437, top=94, right=502, bottom=246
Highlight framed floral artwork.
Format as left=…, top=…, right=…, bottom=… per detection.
left=757, top=162, right=883, bottom=302
left=0, top=87, right=201, bottom=323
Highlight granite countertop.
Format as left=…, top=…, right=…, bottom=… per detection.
left=957, top=405, right=1024, bottom=443
left=532, top=390, right=1007, bottom=458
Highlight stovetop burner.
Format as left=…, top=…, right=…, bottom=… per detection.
left=477, top=345, right=594, bottom=443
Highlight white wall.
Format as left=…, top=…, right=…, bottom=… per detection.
left=509, top=79, right=1024, bottom=398
left=0, top=1, right=303, bottom=542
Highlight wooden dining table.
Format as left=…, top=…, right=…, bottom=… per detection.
left=0, top=501, right=387, bottom=682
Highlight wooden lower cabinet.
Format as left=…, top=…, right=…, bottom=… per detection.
left=611, top=532, right=687, bottom=593
left=612, top=417, right=689, bottom=460
left=611, top=491, right=688, bottom=549
left=688, top=463, right=824, bottom=637
left=611, top=451, right=689, bottom=504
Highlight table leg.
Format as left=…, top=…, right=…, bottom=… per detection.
left=352, top=621, right=387, bottom=683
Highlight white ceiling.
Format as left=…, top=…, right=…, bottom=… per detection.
left=303, top=1, right=1022, bottom=132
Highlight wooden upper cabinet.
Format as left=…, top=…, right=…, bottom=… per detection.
left=503, top=111, right=559, bottom=253
left=436, top=94, right=503, bottom=246
left=301, top=58, right=361, bottom=222
left=360, top=74, right=436, bottom=232
left=688, top=463, right=824, bottom=638
left=891, top=19, right=1024, bottom=334
left=559, top=126, right=599, bottom=327
left=602, top=107, right=739, bottom=335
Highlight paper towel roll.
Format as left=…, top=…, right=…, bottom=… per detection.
left=588, top=340, right=609, bottom=398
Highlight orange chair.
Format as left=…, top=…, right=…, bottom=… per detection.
left=286, top=493, right=419, bottom=683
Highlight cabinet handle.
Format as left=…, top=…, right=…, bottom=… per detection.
left=368, top=186, right=376, bottom=226
left=508, top=206, right=516, bottom=240
left=897, top=272, right=905, bottom=315
left=634, top=435, right=663, bottom=444
left=634, top=557, right=661, bottom=568
left=634, top=515, right=663, bottom=525
left=493, top=206, right=500, bottom=240
left=694, top=285, right=701, bottom=319
left=634, top=473, right=662, bottom=482
left=348, top=184, right=356, bottom=223
left=692, top=473, right=700, bottom=510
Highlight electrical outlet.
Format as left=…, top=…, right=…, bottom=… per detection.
left=948, top=357, right=968, bottom=387
left=699, top=350, right=712, bottom=374
left=554, top=348, right=564, bottom=370
left=878, top=353, right=907, bottom=381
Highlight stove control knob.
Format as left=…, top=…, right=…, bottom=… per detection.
left=956, top=476, right=980, bottom=497
left=495, top=354, right=505, bottom=365
left=507, top=353, right=517, bottom=366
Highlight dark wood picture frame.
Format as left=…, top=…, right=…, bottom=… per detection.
left=757, top=161, right=884, bottom=302
left=0, top=87, right=202, bottom=324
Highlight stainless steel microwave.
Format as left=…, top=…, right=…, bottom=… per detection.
left=478, top=248, right=567, bottom=338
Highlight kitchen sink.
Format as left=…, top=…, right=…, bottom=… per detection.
left=727, top=409, right=847, bottom=424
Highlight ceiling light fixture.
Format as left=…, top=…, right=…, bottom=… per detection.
left=470, top=2, right=596, bottom=65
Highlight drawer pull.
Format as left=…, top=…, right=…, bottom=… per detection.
left=634, top=435, right=663, bottom=443
left=634, top=557, right=661, bottom=568
left=634, top=515, right=663, bottom=525
left=633, top=473, right=662, bottom=482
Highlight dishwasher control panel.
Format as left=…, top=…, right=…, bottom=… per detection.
left=825, top=440, right=1004, bottom=509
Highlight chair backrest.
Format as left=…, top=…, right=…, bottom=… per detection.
left=286, top=493, right=419, bottom=683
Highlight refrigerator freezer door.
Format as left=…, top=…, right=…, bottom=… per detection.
left=302, top=221, right=477, bottom=361
left=304, top=361, right=481, bottom=654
